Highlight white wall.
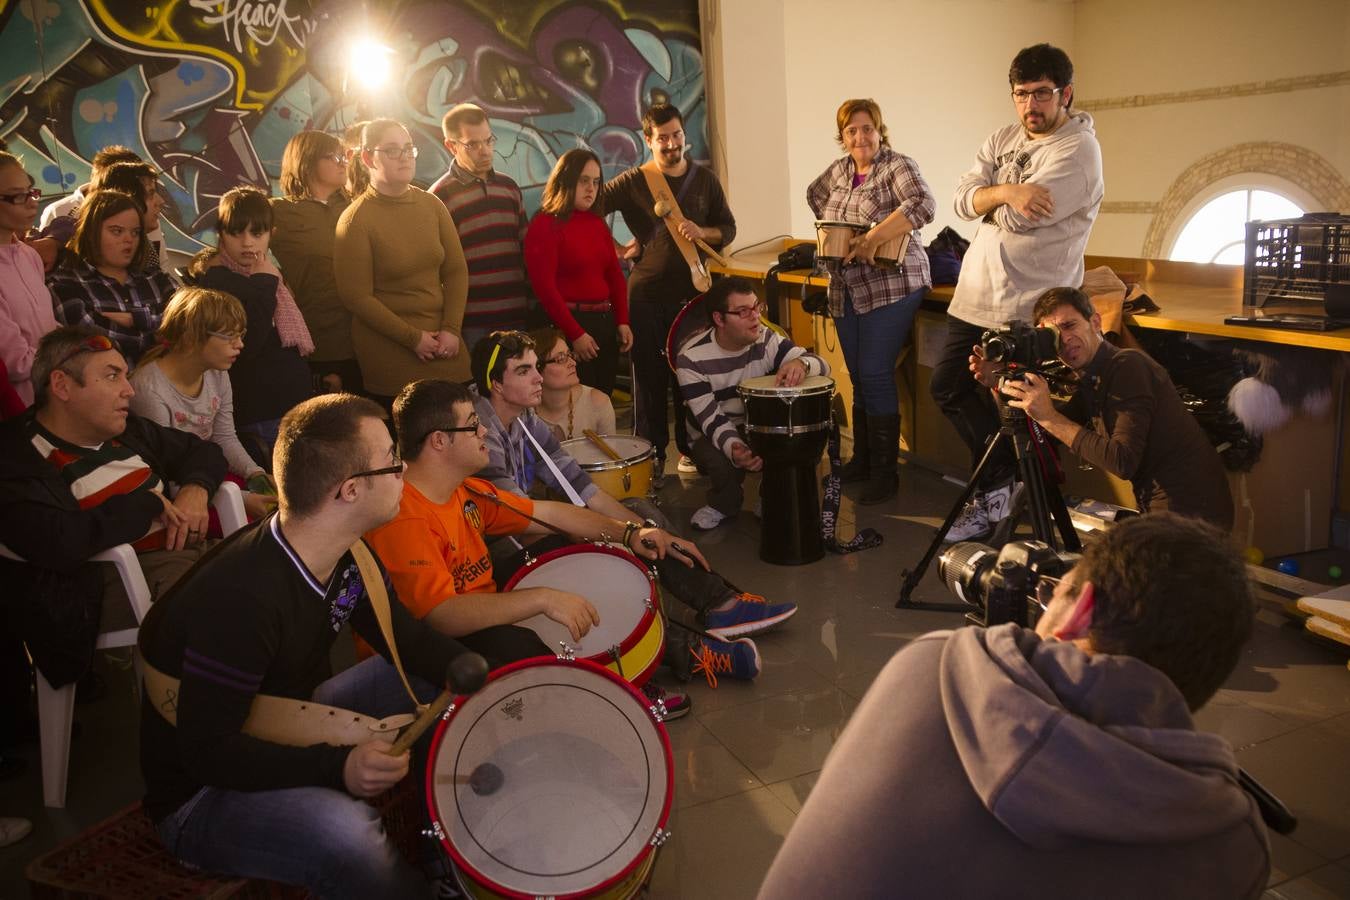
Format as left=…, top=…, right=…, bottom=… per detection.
left=707, top=0, right=1350, bottom=259
left=708, top=0, right=1076, bottom=250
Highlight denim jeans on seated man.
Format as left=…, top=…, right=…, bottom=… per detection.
left=155, top=656, right=438, bottom=899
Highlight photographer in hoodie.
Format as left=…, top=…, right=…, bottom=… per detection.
left=760, top=513, right=1269, bottom=900
left=933, top=43, right=1105, bottom=542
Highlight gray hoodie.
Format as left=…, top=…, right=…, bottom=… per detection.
left=948, top=111, right=1104, bottom=330
left=759, top=624, right=1269, bottom=899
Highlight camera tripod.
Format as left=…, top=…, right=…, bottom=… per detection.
left=897, top=391, right=1081, bottom=610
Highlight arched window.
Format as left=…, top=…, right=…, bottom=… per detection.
left=1168, top=188, right=1305, bottom=265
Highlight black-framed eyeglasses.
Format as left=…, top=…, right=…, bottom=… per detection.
left=538, top=350, right=577, bottom=369
left=723, top=302, right=765, bottom=321
left=333, top=455, right=405, bottom=500
left=1011, top=87, right=1062, bottom=105
left=453, top=135, right=497, bottom=152
left=416, top=416, right=482, bottom=447
left=372, top=144, right=418, bottom=159
left=0, top=187, right=40, bottom=205
left=54, top=334, right=115, bottom=370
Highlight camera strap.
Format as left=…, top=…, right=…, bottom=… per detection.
left=821, top=419, right=883, bottom=554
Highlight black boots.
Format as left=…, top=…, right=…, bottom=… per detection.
left=858, top=413, right=900, bottom=505
left=840, top=406, right=870, bottom=483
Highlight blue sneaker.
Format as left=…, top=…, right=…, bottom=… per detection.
left=704, top=593, right=798, bottom=639
left=690, top=636, right=760, bottom=686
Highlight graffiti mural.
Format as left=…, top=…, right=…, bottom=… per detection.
left=0, top=0, right=706, bottom=251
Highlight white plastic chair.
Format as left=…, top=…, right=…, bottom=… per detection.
left=1, top=481, right=246, bottom=807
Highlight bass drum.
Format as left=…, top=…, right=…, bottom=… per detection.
left=427, top=657, right=673, bottom=899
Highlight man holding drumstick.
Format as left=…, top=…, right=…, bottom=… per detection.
left=675, top=277, right=830, bottom=532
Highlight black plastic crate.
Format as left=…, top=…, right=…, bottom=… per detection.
left=1243, top=213, right=1350, bottom=308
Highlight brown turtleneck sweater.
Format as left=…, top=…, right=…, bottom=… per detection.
left=334, top=185, right=469, bottom=395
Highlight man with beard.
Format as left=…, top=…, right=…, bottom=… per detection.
left=933, top=43, right=1104, bottom=542
left=602, top=103, right=737, bottom=482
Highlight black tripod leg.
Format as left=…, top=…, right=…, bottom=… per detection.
left=1045, top=476, right=1081, bottom=552
left=896, top=432, right=1008, bottom=610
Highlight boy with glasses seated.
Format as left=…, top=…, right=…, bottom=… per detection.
left=674, top=276, right=830, bottom=531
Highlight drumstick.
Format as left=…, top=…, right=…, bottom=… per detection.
left=583, top=429, right=623, bottom=462
left=653, top=200, right=729, bottom=267
left=388, top=654, right=489, bottom=755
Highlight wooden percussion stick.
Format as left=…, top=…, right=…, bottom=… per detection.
left=653, top=200, right=729, bottom=267
left=583, top=429, right=624, bottom=462
left=388, top=654, right=489, bottom=755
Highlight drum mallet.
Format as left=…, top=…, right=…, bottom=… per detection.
left=388, top=652, right=490, bottom=755
left=653, top=200, right=729, bottom=267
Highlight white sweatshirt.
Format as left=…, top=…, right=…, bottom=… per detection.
left=948, top=111, right=1104, bottom=329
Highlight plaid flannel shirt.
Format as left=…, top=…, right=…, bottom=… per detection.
left=49, top=260, right=178, bottom=361
left=806, top=145, right=935, bottom=316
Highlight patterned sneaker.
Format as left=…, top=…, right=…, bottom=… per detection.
left=690, top=505, right=729, bottom=531
left=676, top=454, right=699, bottom=474
left=690, top=636, right=760, bottom=686
left=943, top=495, right=991, bottom=542
left=983, top=481, right=1018, bottom=525
left=705, top=593, right=798, bottom=639
left=642, top=682, right=692, bottom=721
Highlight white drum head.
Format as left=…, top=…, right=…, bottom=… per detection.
left=562, top=435, right=654, bottom=467
left=431, top=661, right=670, bottom=897
left=511, top=549, right=653, bottom=657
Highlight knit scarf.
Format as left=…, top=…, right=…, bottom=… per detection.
left=217, top=250, right=315, bottom=356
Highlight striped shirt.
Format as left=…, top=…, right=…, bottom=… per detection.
left=472, top=388, right=600, bottom=504
left=48, top=259, right=177, bottom=361
left=806, top=145, right=935, bottom=316
left=430, top=162, right=530, bottom=333
left=29, top=420, right=166, bottom=550
left=676, top=328, right=828, bottom=458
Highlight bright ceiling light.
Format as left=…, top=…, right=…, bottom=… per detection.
left=348, top=39, right=394, bottom=91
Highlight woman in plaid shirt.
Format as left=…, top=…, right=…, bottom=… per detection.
left=48, top=189, right=177, bottom=363
left=807, top=98, right=935, bottom=505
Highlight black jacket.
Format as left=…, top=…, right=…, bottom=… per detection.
left=0, top=411, right=226, bottom=686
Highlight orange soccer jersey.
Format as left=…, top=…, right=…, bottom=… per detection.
left=364, top=477, right=533, bottom=620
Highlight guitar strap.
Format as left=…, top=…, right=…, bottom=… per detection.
left=640, top=160, right=712, bottom=292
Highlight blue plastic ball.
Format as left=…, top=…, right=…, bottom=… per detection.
left=1276, top=559, right=1300, bottom=576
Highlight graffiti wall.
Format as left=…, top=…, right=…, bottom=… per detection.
left=0, top=0, right=706, bottom=250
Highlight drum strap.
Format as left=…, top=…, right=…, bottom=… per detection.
left=821, top=420, right=885, bottom=554
left=641, top=161, right=712, bottom=292
left=351, top=540, right=425, bottom=711
left=519, top=419, right=587, bottom=506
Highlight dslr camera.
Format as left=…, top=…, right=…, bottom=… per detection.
left=938, top=539, right=1079, bottom=629
left=980, top=321, right=1060, bottom=372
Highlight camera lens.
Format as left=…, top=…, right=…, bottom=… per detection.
left=983, top=335, right=1013, bottom=363
left=938, top=541, right=999, bottom=608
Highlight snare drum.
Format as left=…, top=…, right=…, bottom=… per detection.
left=873, top=231, right=912, bottom=268
left=814, top=220, right=866, bottom=262
left=562, top=435, right=654, bottom=501
left=738, top=374, right=835, bottom=466
left=427, top=657, right=673, bottom=899
left=504, top=545, right=665, bottom=686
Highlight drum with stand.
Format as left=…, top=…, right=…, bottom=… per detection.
left=738, top=374, right=836, bottom=565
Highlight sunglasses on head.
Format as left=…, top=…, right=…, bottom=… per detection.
left=54, top=334, right=116, bottom=370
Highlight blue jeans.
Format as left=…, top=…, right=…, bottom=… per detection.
left=834, top=287, right=925, bottom=415
left=155, top=657, right=437, bottom=899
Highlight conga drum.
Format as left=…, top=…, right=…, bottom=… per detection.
left=738, top=374, right=835, bottom=565
left=426, top=657, right=673, bottom=899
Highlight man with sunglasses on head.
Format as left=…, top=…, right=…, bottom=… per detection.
left=0, top=326, right=225, bottom=706
left=365, top=379, right=699, bottom=686
left=675, top=277, right=830, bottom=532
left=431, top=104, right=532, bottom=350
left=137, top=392, right=483, bottom=897
left=933, top=43, right=1104, bottom=543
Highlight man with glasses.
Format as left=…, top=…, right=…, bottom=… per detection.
left=761, top=513, right=1267, bottom=899
left=602, top=103, right=737, bottom=483
left=138, top=392, right=481, bottom=896
left=675, top=277, right=829, bottom=531
left=431, top=104, right=531, bottom=349
left=934, top=42, right=1104, bottom=542
left=0, top=326, right=225, bottom=704
left=366, top=378, right=697, bottom=679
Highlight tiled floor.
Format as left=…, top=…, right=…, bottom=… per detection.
left=3, top=456, right=1349, bottom=898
